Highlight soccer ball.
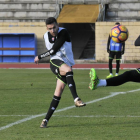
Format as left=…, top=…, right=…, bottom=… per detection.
left=110, top=25, right=129, bottom=43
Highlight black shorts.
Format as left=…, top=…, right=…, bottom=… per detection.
left=50, top=59, right=67, bottom=84
left=132, top=68, right=140, bottom=82
left=136, top=68, right=140, bottom=74
left=127, top=68, right=140, bottom=83
left=109, top=51, right=122, bottom=60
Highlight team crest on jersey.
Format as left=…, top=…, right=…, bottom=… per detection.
left=55, top=69, right=58, bottom=74
left=52, top=37, right=54, bottom=41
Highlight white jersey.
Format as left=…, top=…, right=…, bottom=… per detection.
left=43, top=27, right=75, bottom=66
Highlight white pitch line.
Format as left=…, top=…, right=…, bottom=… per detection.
left=52, top=115, right=140, bottom=118
left=0, top=115, right=31, bottom=117
left=0, top=88, right=140, bottom=131
left=0, top=113, right=46, bottom=131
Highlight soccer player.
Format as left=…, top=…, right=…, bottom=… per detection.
left=34, top=17, right=86, bottom=128
left=107, top=22, right=125, bottom=78
left=89, top=68, right=140, bottom=90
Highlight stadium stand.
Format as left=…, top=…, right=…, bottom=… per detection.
left=0, top=0, right=58, bottom=22
left=0, top=0, right=106, bottom=22
left=105, top=0, right=140, bottom=21
left=1, top=0, right=139, bottom=62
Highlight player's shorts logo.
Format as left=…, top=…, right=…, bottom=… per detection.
left=136, top=68, right=140, bottom=72
left=55, top=69, right=58, bottom=74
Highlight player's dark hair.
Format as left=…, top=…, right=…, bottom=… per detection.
left=115, top=22, right=120, bottom=25
left=45, top=17, right=57, bottom=25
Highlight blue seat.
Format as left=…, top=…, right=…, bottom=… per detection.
left=0, top=33, right=37, bottom=63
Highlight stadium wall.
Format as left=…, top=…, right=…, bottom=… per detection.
left=96, top=22, right=140, bottom=63
left=0, top=22, right=140, bottom=63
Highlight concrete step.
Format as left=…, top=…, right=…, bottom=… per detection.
left=0, top=0, right=99, bottom=4
left=106, top=10, right=140, bottom=18
left=109, top=3, right=140, bottom=10
left=111, top=0, right=140, bottom=3
left=0, top=12, right=56, bottom=18
left=0, top=1, right=56, bottom=3
left=57, top=0, right=100, bottom=4
left=106, top=1, right=140, bottom=21
left=0, top=16, right=55, bottom=22
left=105, top=16, right=140, bottom=21
left=0, top=9, right=56, bottom=12
left=108, top=9, right=140, bottom=12
left=0, top=1, right=57, bottom=22
left=0, top=3, right=56, bottom=10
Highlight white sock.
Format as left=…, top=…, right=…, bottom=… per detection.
left=43, top=119, right=48, bottom=122
left=110, top=73, right=113, bottom=75
left=97, top=79, right=107, bottom=87
left=74, top=97, right=79, bottom=102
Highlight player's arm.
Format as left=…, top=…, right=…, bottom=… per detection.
left=107, top=34, right=111, bottom=53
left=34, top=48, right=51, bottom=64
left=121, top=42, right=125, bottom=55
left=50, top=29, right=70, bottom=55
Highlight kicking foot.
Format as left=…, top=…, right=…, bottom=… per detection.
left=89, top=68, right=99, bottom=90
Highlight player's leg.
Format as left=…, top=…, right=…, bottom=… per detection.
left=106, top=69, right=140, bottom=86
left=59, top=63, right=86, bottom=107
left=116, top=59, right=120, bottom=76
left=106, top=59, right=113, bottom=78
left=89, top=68, right=140, bottom=90
left=40, top=79, right=65, bottom=128
left=89, top=68, right=99, bottom=90
left=50, top=59, right=86, bottom=107
left=115, top=52, right=121, bottom=76
left=107, top=52, right=114, bottom=78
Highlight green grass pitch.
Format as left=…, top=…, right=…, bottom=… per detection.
left=0, top=68, right=140, bottom=140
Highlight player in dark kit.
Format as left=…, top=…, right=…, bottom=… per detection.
left=89, top=68, right=140, bottom=90
left=34, top=17, right=86, bottom=128
left=107, top=22, right=125, bottom=79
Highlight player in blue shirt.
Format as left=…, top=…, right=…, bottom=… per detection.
left=107, top=22, right=125, bottom=79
